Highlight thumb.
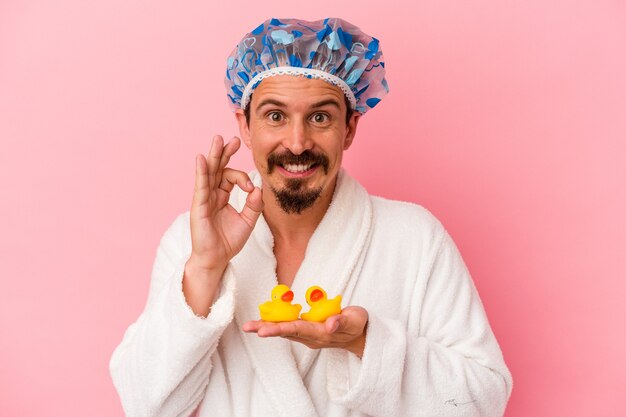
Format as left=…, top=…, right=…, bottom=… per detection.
left=240, top=186, right=263, bottom=227
left=326, top=314, right=346, bottom=334
left=333, top=306, right=368, bottom=335
left=324, top=314, right=341, bottom=334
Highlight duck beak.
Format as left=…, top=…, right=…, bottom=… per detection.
left=310, top=289, right=324, bottom=302
left=281, top=290, right=294, bottom=302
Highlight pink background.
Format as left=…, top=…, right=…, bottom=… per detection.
left=1, top=0, right=625, bottom=416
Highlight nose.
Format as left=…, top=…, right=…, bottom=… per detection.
left=282, top=117, right=313, bottom=155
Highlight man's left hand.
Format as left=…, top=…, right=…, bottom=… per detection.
left=242, top=306, right=368, bottom=358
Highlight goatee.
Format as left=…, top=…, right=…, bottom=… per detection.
left=266, top=149, right=329, bottom=214
left=271, top=179, right=322, bottom=214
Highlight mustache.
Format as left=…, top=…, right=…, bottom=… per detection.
left=267, top=150, right=330, bottom=174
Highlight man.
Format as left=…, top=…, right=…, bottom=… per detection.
left=110, top=17, right=512, bottom=417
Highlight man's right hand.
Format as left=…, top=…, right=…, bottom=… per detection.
left=183, top=135, right=263, bottom=317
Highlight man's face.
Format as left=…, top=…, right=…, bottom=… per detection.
left=235, top=75, right=360, bottom=214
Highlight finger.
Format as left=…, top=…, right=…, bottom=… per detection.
left=255, top=320, right=298, bottom=338
left=218, top=137, right=241, bottom=172
left=215, top=187, right=230, bottom=209
left=240, top=187, right=264, bottom=228
left=242, top=320, right=263, bottom=333
left=255, top=322, right=285, bottom=337
left=244, top=321, right=293, bottom=337
left=261, top=320, right=321, bottom=339
left=192, top=154, right=210, bottom=213
left=219, top=168, right=254, bottom=194
left=215, top=137, right=241, bottom=187
left=333, top=306, right=369, bottom=335
left=325, top=315, right=343, bottom=334
left=207, top=135, right=224, bottom=189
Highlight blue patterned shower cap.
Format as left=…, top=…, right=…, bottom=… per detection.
left=224, top=17, right=389, bottom=115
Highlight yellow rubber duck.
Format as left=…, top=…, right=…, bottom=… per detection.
left=258, top=284, right=302, bottom=322
left=300, top=286, right=342, bottom=322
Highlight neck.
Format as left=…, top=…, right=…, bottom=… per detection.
left=262, top=175, right=338, bottom=244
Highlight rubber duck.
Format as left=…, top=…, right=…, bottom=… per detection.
left=300, top=286, right=342, bottom=322
left=258, top=284, right=302, bottom=322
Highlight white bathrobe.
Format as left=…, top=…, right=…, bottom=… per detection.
left=110, top=169, right=513, bottom=417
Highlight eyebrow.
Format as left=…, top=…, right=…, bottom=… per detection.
left=255, top=98, right=342, bottom=112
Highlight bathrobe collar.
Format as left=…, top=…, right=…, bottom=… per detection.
left=228, top=168, right=373, bottom=417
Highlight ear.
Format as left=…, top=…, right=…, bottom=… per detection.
left=343, top=112, right=361, bottom=150
left=234, top=108, right=252, bottom=149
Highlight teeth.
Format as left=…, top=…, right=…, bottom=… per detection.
left=283, top=164, right=313, bottom=173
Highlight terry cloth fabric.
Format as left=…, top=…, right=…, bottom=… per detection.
left=109, top=169, right=513, bottom=417
left=224, top=17, right=389, bottom=115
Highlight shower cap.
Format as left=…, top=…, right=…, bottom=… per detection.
left=224, top=17, right=389, bottom=115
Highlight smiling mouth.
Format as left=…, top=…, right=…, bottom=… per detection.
left=267, top=150, right=329, bottom=176
left=280, top=163, right=319, bottom=174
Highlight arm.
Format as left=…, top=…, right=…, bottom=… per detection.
left=110, top=136, right=264, bottom=417
left=109, top=212, right=237, bottom=417
left=325, top=229, right=513, bottom=416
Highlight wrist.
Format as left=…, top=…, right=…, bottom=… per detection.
left=186, top=254, right=228, bottom=275
left=182, top=258, right=227, bottom=318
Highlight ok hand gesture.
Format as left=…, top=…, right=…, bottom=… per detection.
left=183, top=135, right=263, bottom=316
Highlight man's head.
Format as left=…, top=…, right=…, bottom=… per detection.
left=235, top=75, right=360, bottom=214
left=225, top=17, right=388, bottom=214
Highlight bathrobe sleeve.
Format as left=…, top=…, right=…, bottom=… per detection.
left=109, top=212, right=236, bottom=417
left=326, top=228, right=513, bottom=416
